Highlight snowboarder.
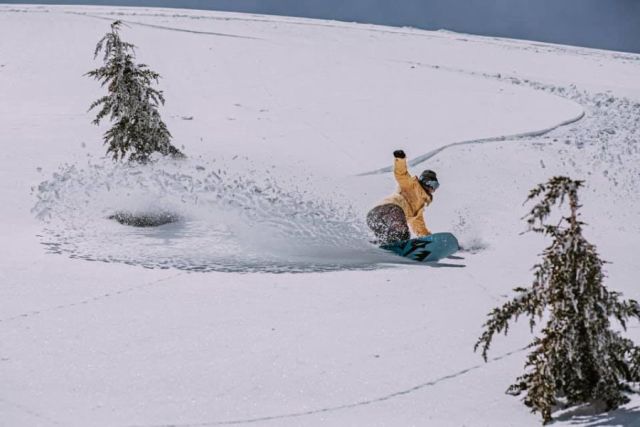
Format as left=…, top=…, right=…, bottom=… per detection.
left=367, top=150, right=439, bottom=245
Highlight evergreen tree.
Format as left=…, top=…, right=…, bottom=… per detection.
left=86, top=21, right=183, bottom=162
left=475, top=176, right=640, bottom=424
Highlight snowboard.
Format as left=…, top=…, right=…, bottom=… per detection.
left=380, top=232, right=459, bottom=262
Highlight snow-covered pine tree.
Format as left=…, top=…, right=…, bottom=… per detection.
left=474, top=176, right=640, bottom=424
left=86, top=20, right=183, bottom=162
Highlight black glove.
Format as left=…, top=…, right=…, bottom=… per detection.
left=393, top=150, right=406, bottom=159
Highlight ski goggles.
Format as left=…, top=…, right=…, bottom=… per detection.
left=422, top=180, right=440, bottom=190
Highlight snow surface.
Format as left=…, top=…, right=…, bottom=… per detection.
left=1, top=4, right=640, bottom=426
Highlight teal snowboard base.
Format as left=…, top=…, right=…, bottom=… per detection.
left=380, top=232, right=459, bottom=262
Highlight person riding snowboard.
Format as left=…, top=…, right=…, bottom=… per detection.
left=367, top=149, right=439, bottom=245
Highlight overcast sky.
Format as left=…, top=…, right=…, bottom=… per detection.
left=4, top=0, right=640, bottom=53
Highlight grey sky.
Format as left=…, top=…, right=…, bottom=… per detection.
left=3, top=0, right=640, bottom=53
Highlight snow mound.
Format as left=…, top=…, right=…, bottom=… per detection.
left=31, top=156, right=402, bottom=273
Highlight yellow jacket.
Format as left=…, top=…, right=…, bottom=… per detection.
left=379, top=158, right=432, bottom=236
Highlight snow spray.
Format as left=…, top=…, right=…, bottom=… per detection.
left=32, top=156, right=398, bottom=273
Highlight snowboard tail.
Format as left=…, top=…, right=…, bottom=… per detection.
left=380, top=232, right=459, bottom=262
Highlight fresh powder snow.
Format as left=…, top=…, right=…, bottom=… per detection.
left=1, top=4, right=639, bottom=426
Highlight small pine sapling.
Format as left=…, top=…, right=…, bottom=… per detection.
left=86, top=21, right=183, bottom=162
left=475, top=176, right=640, bottom=424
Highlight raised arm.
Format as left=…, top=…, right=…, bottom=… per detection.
left=393, top=150, right=412, bottom=190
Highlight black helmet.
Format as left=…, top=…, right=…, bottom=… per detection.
left=418, top=169, right=439, bottom=192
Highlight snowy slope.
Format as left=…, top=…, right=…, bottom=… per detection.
left=1, top=5, right=640, bottom=427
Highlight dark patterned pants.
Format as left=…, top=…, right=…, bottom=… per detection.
left=366, top=204, right=410, bottom=245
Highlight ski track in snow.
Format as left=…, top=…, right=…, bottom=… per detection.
left=66, top=11, right=262, bottom=40
left=358, top=63, right=587, bottom=176
left=362, top=61, right=640, bottom=201
left=128, top=345, right=529, bottom=427
left=0, top=273, right=184, bottom=325
left=0, top=396, right=62, bottom=426
left=359, top=105, right=585, bottom=176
